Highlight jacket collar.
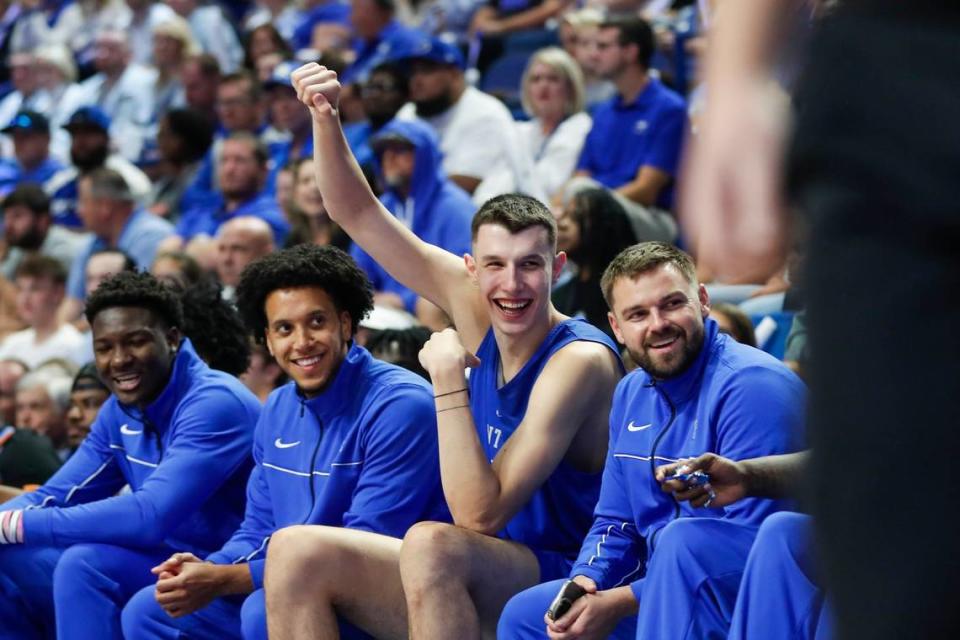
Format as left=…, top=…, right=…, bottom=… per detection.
left=644, top=317, right=722, bottom=406
left=119, top=338, right=205, bottom=430
left=300, top=343, right=371, bottom=420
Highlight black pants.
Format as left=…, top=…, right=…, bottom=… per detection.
left=788, top=9, right=960, bottom=639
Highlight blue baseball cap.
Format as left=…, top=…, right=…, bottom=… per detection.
left=389, top=37, right=465, bottom=70
left=263, top=60, right=301, bottom=90
left=2, top=110, right=50, bottom=134
left=63, top=106, right=111, bottom=132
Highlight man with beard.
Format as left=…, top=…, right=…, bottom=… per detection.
left=498, top=242, right=805, bottom=639
left=343, top=62, right=409, bottom=182
left=0, top=110, right=64, bottom=196
left=0, top=184, right=87, bottom=280
left=45, top=107, right=152, bottom=229
left=394, top=37, right=514, bottom=195
left=0, top=271, right=260, bottom=640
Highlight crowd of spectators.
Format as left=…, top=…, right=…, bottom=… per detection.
left=0, top=0, right=826, bottom=636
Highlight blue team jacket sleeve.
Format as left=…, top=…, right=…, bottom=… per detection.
left=206, top=417, right=276, bottom=590
left=341, top=387, right=447, bottom=538
left=570, top=393, right=645, bottom=592
left=21, top=387, right=256, bottom=547
left=4, top=416, right=126, bottom=514
left=713, top=365, right=806, bottom=522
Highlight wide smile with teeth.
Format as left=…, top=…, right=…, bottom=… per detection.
left=113, top=373, right=141, bottom=392
left=494, top=300, right=531, bottom=314
left=293, top=355, right=323, bottom=368
left=649, top=336, right=679, bottom=350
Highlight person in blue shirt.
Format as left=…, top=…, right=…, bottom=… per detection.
left=573, top=16, right=686, bottom=241
left=652, top=451, right=830, bottom=640
left=342, top=61, right=409, bottom=180
left=262, top=63, right=623, bottom=640
left=351, top=118, right=474, bottom=313
left=120, top=244, right=449, bottom=640
left=0, top=110, right=64, bottom=197
left=342, top=0, right=426, bottom=85
left=174, top=133, right=291, bottom=246
left=0, top=271, right=261, bottom=640
left=497, top=242, right=805, bottom=639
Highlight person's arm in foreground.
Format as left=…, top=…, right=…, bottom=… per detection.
left=679, top=0, right=795, bottom=283
left=291, top=63, right=488, bottom=351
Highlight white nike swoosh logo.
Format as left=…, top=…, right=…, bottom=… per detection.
left=120, top=424, right=142, bottom=436
left=627, top=421, right=653, bottom=432
left=274, top=438, right=302, bottom=449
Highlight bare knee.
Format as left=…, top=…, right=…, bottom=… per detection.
left=400, top=522, right=472, bottom=590
left=266, top=525, right=348, bottom=598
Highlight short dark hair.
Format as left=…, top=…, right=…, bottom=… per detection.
left=152, top=251, right=203, bottom=289
left=185, top=52, right=221, bottom=78
left=220, top=69, right=262, bottom=102
left=471, top=193, right=557, bottom=249
left=710, top=303, right=757, bottom=348
left=89, top=248, right=137, bottom=274
left=14, top=254, right=66, bottom=285
left=2, top=183, right=50, bottom=216
left=225, top=131, right=269, bottom=166
left=163, top=108, right=216, bottom=163
left=600, top=16, right=654, bottom=69
left=600, top=241, right=697, bottom=307
left=235, top=244, right=374, bottom=342
left=84, top=271, right=184, bottom=329
left=180, top=278, right=251, bottom=375
left=72, top=362, right=108, bottom=393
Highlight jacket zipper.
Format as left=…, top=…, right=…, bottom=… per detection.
left=302, top=396, right=324, bottom=523
left=648, top=380, right=679, bottom=550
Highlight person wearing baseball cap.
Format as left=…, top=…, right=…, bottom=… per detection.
left=392, top=36, right=515, bottom=195
left=0, top=110, right=64, bottom=193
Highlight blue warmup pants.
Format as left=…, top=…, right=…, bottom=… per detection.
left=0, top=543, right=171, bottom=640
left=727, top=512, right=833, bottom=640
left=122, top=581, right=375, bottom=640
left=634, top=518, right=759, bottom=640
left=497, top=579, right=636, bottom=639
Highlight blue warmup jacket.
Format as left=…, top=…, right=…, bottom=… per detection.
left=6, top=340, right=260, bottom=555
left=351, top=118, right=474, bottom=311
left=572, top=319, right=806, bottom=600
left=176, top=191, right=291, bottom=245
left=205, top=344, right=450, bottom=589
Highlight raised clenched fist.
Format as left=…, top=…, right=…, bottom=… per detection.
left=291, top=63, right=342, bottom=119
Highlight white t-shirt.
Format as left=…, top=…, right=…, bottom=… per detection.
left=0, top=323, right=86, bottom=369
left=473, top=111, right=593, bottom=206
left=398, top=86, right=515, bottom=182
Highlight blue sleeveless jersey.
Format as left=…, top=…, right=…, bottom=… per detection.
left=469, top=318, right=622, bottom=561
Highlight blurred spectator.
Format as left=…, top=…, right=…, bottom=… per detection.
left=244, top=1, right=300, bottom=44
left=61, top=168, right=173, bottom=318
left=33, top=44, right=87, bottom=161
left=344, top=0, right=426, bottom=85
left=0, top=255, right=85, bottom=368
left=343, top=61, right=409, bottom=180
left=173, top=132, right=290, bottom=250
left=164, top=0, right=243, bottom=72
left=0, top=359, right=27, bottom=426
left=147, top=108, right=215, bottom=221
left=283, top=157, right=349, bottom=249
left=179, top=53, right=221, bottom=120
left=0, top=52, right=46, bottom=134
left=215, top=216, right=275, bottom=302
left=551, top=187, right=636, bottom=339
left=352, top=119, right=473, bottom=313
left=150, top=15, right=199, bottom=121
left=242, top=22, right=293, bottom=73
left=395, top=36, right=514, bottom=194
left=572, top=16, right=684, bottom=241
left=0, top=110, right=65, bottom=195
left=365, top=325, right=432, bottom=379
left=35, top=0, right=131, bottom=70
left=15, top=366, right=72, bottom=458
left=560, top=8, right=615, bottom=109
left=274, top=160, right=295, bottom=218
left=76, top=29, right=155, bottom=161
left=179, top=277, right=251, bottom=375
left=46, top=106, right=154, bottom=229
left=0, top=184, right=88, bottom=280
left=124, top=0, right=178, bottom=65
left=289, top=0, right=351, bottom=52
left=263, top=60, right=315, bottom=171
left=469, top=0, right=569, bottom=64
left=240, top=343, right=284, bottom=403
left=84, top=248, right=137, bottom=298
left=64, top=361, right=110, bottom=450
left=150, top=249, right=202, bottom=289
left=0, top=423, right=63, bottom=489
left=473, top=46, right=591, bottom=205
left=709, top=302, right=757, bottom=348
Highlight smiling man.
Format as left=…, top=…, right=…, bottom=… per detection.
left=120, top=244, right=448, bottom=640
left=0, top=272, right=261, bottom=640
left=498, top=242, right=805, bottom=639
left=265, top=63, right=623, bottom=640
